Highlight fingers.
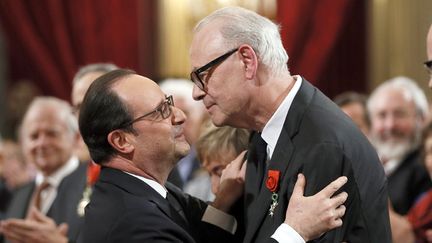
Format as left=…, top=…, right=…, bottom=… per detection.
left=239, top=159, right=247, bottom=179
left=1, top=220, right=35, bottom=242
left=58, top=223, right=69, bottom=236
left=331, top=191, right=348, bottom=206
left=292, top=173, right=306, bottom=197
left=318, top=176, right=347, bottom=198
left=334, top=205, right=346, bottom=219
left=230, top=150, right=247, bottom=170
left=28, top=207, right=48, bottom=223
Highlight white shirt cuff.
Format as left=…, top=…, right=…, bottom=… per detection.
left=201, top=205, right=237, bottom=234
left=271, top=223, right=305, bottom=243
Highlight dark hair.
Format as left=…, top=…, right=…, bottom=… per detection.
left=333, top=91, right=370, bottom=127
left=79, top=69, right=136, bottom=164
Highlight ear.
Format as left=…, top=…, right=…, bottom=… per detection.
left=238, top=44, right=258, bottom=79
left=107, top=130, right=134, bottom=154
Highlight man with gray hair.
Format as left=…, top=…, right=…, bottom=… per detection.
left=0, top=97, right=87, bottom=243
left=368, top=76, right=432, bottom=215
left=190, top=6, right=390, bottom=243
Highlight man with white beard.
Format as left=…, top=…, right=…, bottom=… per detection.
left=368, top=76, right=432, bottom=214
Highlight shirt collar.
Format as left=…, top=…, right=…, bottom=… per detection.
left=35, top=156, right=80, bottom=188
left=383, top=158, right=403, bottom=176
left=123, top=171, right=167, bottom=198
left=262, top=75, right=302, bottom=160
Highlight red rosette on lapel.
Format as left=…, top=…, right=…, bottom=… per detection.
left=87, top=161, right=101, bottom=185
left=266, top=170, right=280, bottom=192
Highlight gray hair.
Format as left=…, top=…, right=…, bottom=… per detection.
left=194, top=6, right=288, bottom=75
left=367, top=76, right=429, bottom=119
left=73, top=63, right=119, bottom=84
left=19, top=96, right=78, bottom=138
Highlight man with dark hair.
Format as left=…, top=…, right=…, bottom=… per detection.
left=78, top=69, right=348, bottom=242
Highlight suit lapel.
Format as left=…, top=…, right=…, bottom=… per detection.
left=99, top=167, right=186, bottom=229
left=244, top=78, right=316, bottom=241
left=5, top=182, right=35, bottom=219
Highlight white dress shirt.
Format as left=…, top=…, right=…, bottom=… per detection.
left=34, top=156, right=80, bottom=214
left=261, top=76, right=305, bottom=243
left=124, top=171, right=237, bottom=234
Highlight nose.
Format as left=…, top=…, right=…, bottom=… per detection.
left=380, top=114, right=398, bottom=134
left=171, top=106, right=186, bottom=125
left=192, top=84, right=205, bottom=101
left=35, top=134, right=48, bottom=147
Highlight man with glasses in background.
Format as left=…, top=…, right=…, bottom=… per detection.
left=189, top=6, right=391, bottom=243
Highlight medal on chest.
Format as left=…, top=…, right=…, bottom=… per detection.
left=265, top=169, right=280, bottom=217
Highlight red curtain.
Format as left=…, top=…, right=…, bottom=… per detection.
left=0, top=0, right=157, bottom=101
left=277, top=0, right=367, bottom=98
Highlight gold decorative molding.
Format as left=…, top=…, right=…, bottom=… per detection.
left=157, top=0, right=276, bottom=79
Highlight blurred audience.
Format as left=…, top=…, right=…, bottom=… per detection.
left=367, top=76, right=432, bottom=214
left=0, top=140, right=36, bottom=216
left=333, top=91, right=370, bottom=137
left=0, top=97, right=86, bottom=243
left=192, top=121, right=250, bottom=201
left=389, top=122, right=432, bottom=243
left=0, top=140, right=35, bottom=190
left=159, top=78, right=208, bottom=190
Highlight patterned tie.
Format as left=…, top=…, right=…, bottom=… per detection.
left=27, top=181, right=51, bottom=217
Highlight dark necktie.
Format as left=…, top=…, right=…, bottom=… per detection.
left=256, top=134, right=268, bottom=192
left=166, top=192, right=188, bottom=227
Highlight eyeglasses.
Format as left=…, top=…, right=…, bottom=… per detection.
left=190, top=48, right=238, bottom=91
left=424, top=60, right=432, bottom=74
left=121, top=95, right=174, bottom=128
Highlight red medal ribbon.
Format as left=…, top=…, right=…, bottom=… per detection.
left=87, top=161, right=101, bottom=185
left=266, top=170, right=280, bottom=192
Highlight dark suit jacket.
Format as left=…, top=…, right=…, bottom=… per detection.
left=2, top=162, right=87, bottom=242
left=80, top=167, right=235, bottom=243
left=388, top=149, right=432, bottom=214
left=242, top=79, right=392, bottom=243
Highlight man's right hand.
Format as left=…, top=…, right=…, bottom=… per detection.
left=211, top=150, right=247, bottom=212
left=285, top=174, right=348, bottom=241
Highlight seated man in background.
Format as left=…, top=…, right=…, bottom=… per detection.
left=367, top=76, right=432, bottom=214
left=0, top=97, right=87, bottom=243
left=78, top=69, right=348, bottom=242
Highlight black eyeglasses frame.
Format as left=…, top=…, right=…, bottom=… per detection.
left=190, top=48, right=239, bottom=90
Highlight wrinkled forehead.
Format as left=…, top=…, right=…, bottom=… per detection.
left=190, top=21, right=227, bottom=67
left=22, top=107, right=70, bottom=135
left=372, top=88, right=416, bottom=112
